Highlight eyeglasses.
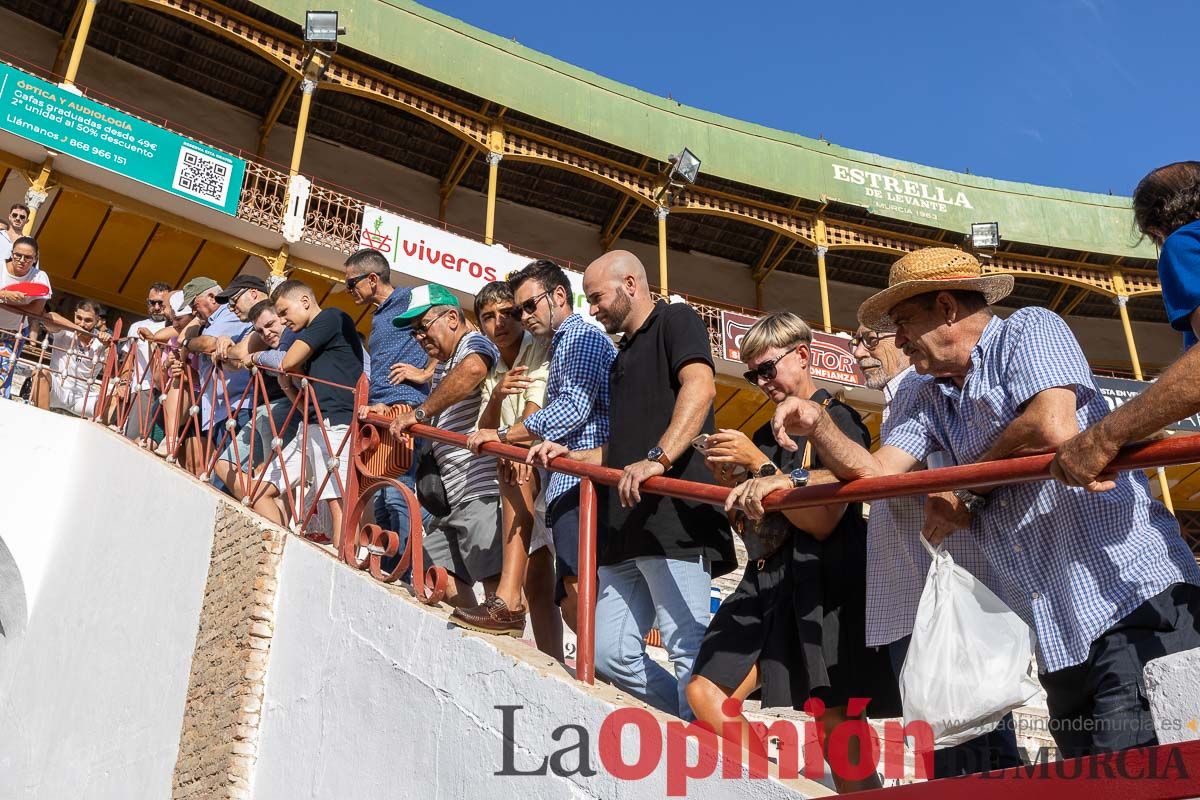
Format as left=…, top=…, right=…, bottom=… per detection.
left=10, top=214, right=27, bottom=222
left=743, top=347, right=801, bottom=385
left=345, top=273, right=371, bottom=292
left=226, top=289, right=248, bottom=308
left=517, top=291, right=551, bottom=318
left=146, top=299, right=166, bottom=307
left=412, top=309, right=452, bottom=337
left=848, top=331, right=896, bottom=351
left=9, top=253, right=35, bottom=263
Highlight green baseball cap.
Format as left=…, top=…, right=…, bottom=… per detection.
left=393, top=283, right=460, bottom=329
left=181, top=276, right=219, bottom=306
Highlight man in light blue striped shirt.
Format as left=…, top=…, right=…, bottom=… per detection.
left=769, top=248, right=1200, bottom=758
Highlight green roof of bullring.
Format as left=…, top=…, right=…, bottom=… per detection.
left=252, top=0, right=1157, bottom=259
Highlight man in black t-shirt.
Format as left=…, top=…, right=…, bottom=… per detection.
left=531, top=250, right=734, bottom=719
left=245, top=280, right=363, bottom=547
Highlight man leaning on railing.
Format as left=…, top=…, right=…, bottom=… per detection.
left=118, top=281, right=172, bottom=445
left=531, top=251, right=735, bottom=721
left=388, top=284, right=503, bottom=612
left=764, top=247, right=1200, bottom=759
left=29, top=298, right=112, bottom=420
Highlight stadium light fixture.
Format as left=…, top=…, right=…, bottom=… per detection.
left=970, top=222, right=1000, bottom=250
left=304, top=11, right=345, bottom=43
left=654, top=147, right=701, bottom=202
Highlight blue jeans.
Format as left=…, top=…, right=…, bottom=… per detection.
left=595, top=554, right=711, bottom=719
left=373, top=458, right=423, bottom=574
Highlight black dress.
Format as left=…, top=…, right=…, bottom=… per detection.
left=692, top=390, right=901, bottom=716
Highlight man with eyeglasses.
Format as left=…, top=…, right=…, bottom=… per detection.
left=346, top=248, right=436, bottom=558
left=178, top=276, right=254, bottom=479
left=119, top=282, right=173, bottom=442
left=0, top=205, right=30, bottom=264
left=506, top=259, right=616, bottom=632
left=850, top=323, right=1019, bottom=776
left=391, top=284, right=504, bottom=611
left=0, top=236, right=50, bottom=397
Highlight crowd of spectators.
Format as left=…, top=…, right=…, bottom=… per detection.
left=4, top=161, right=1200, bottom=784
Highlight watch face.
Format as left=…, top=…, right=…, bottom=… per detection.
left=647, top=446, right=664, bottom=461
left=789, top=468, right=810, bottom=487
left=758, top=463, right=778, bottom=477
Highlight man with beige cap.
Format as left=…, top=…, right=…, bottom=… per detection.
left=751, top=246, right=1200, bottom=758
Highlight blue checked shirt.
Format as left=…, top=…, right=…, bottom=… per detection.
left=866, top=366, right=1003, bottom=647
left=524, top=313, right=616, bottom=506
left=885, top=308, right=1200, bottom=673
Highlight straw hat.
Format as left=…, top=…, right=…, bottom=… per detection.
left=857, top=247, right=1013, bottom=331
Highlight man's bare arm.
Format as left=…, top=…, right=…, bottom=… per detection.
left=418, top=353, right=489, bottom=417
left=656, top=362, right=716, bottom=463
left=977, top=386, right=1080, bottom=462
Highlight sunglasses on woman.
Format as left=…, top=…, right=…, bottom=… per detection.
left=743, top=347, right=800, bottom=385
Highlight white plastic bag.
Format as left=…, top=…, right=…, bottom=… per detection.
left=899, top=536, right=1041, bottom=747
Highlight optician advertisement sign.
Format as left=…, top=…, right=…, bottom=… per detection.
left=0, top=62, right=245, bottom=215
left=720, top=309, right=863, bottom=387
left=360, top=205, right=597, bottom=324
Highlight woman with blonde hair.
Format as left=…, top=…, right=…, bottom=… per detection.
left=686, top=311, right=897, bottom=793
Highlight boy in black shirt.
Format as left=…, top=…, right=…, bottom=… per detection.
left=253, top=280, right=363, bottom=546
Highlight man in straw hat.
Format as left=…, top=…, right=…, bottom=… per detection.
left=750, top=246, right=1200, bottom=758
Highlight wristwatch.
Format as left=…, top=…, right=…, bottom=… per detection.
left=413, top=407, right=429, bottom=423
left=953, top=488, right=988, bottom=514
left=756, top=462, right=778, bottom=478
left=646, top=446, right=672, bottom=469
left=497, top=426, right=510, bottom=444
left=789, top=468, right=810, bottom=488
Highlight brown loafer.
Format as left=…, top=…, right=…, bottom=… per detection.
left=450, top=595, right=526, bottom=638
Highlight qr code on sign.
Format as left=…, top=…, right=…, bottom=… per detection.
left=172, top=144, right=232, bottom=206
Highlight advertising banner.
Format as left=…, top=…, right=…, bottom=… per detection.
left=360, top=205, right=596, bottom=323
left=0, top=62, right=245, bottom=215
left=720, top=309, right=863, bottom=387
left=1094, top=375, right=1200, bottom=433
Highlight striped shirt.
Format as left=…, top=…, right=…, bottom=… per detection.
left=885, top=308, right=1200, bottom=672
left=865, top=365, right=1003, bottom=647
left=430, top=330, right=500, bottom=506
left=524, top=313, right=616, bottom=506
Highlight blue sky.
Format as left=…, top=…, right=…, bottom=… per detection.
left=420, top=0, right=1195, bottom=197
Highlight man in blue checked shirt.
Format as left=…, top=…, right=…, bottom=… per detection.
left=491, top=259, right=616, bottom=629
left=762, top=248, right=1200, bottom=758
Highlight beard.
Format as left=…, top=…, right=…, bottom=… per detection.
left=858, top=359, right=889, bottom=390
left=601, top=291, right=632, bottom=335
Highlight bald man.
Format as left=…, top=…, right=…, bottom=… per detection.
left=530, top=250, right=735, bottom=718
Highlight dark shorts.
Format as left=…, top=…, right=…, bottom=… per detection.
left=1039, top=582, right=1200, bottom=759
left=549, top=485, right=583, bottom=605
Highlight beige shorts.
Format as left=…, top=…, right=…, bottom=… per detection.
left=260, top=420, right=350, bottom=502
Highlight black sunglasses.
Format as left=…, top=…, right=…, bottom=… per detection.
left=743, top=347, right=801, bottom=385
left=517, top=291, right=551, bottom=318
left=346, top=273, right=371, bottom=292
left=849, top=331, right=896, bottom=351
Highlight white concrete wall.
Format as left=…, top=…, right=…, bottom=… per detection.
left=255, top=541, right=824, bottom=799
left=0, top=8, right=1177, bottom=369
left=0, top=401, right=218, bottom=800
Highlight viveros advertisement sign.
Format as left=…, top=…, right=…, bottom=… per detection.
left=360, top=206, right=597, bottom=325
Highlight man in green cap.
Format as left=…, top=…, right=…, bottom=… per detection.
left=391, top=283, right=504, bottom=611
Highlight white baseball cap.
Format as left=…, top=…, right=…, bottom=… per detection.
left=169, top=290, right=192, bottom=317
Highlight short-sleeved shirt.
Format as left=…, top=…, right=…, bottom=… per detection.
left=430, top=330, right=500, bottom=505
left=368, top=287, right=429, bottom=407
left=524, top=313, right=616, bottom=506
left=47, top=330, right=104, bottom=396
left=1157, top=219, right=1200, bottom=350
left=197, top=304, right=253, bottom=429
left=602, top=301, right=736, bottom=578
left=293, top=308, right=363, bottom=426
left=864, top=366, right=1002, bottom=647
left=0, top=265, right=52, bottom=335
left=479, top=332, right=549, bottom=428
left=126, top=318, right=168, bottom=391
left=884, top=307, right=1200, bottom=672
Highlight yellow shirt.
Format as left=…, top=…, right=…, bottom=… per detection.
left=479, top=332, right=550, bottom=428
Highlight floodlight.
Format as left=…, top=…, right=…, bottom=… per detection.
left=970, top=222, right=1000, bottom=250
left=669, top=148, right=701, bottom=185
left=305, top=11, right=345, bottom=43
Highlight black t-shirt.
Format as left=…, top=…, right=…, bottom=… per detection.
left=295, top=307, right=364, bottom=426
left=602, top=301, right=736, bottom=578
